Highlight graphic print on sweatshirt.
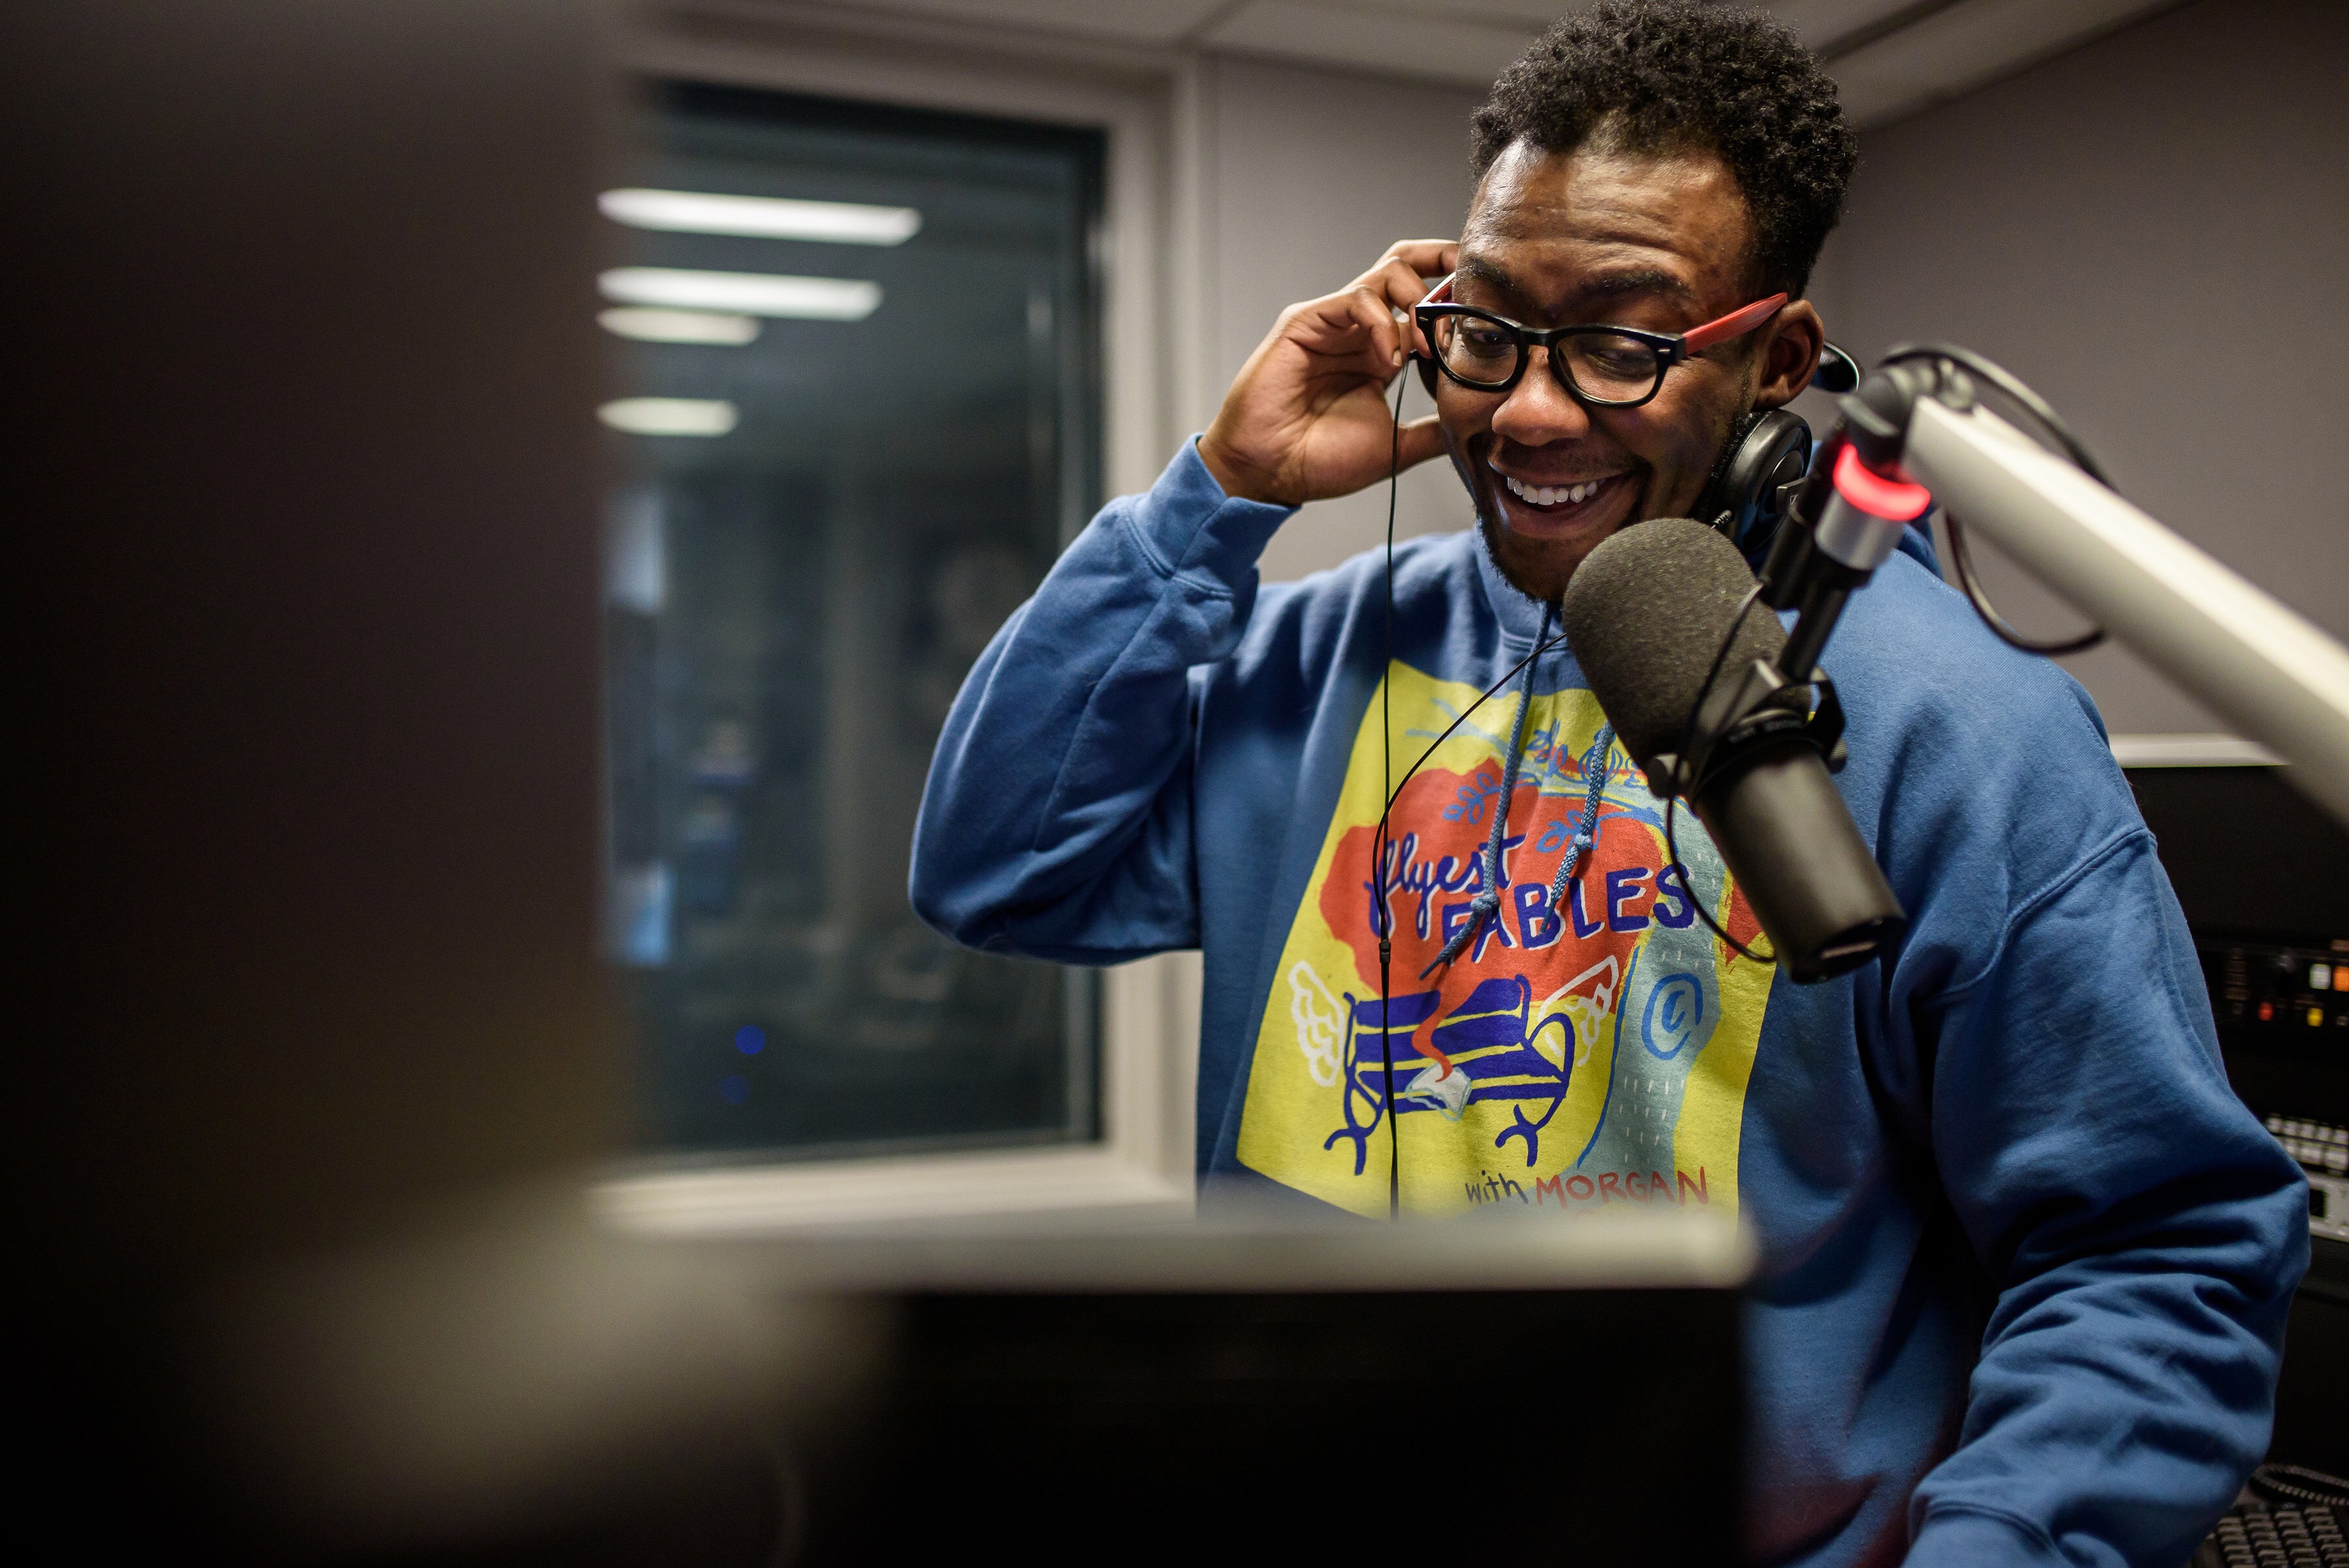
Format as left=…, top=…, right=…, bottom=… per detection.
left=1237, top=662, right=1775, bottom=1219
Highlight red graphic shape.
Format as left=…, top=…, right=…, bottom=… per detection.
left=1322, top=757, right=1757, bottom=1032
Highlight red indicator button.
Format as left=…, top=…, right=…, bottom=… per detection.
left=1832, top=445, right=1933, bottom=521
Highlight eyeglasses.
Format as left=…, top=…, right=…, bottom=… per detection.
left=1415, top=276, right=1788, bottom=409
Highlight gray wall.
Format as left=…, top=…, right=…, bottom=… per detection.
left=1195, top=54, right=1484, bottom=584
left=1197, top=0, right=2349, bottom=737
left=1811, top=0, right=2349, bottom=733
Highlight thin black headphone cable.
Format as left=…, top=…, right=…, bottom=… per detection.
left=1383, top=633, right=1563, bottom=825
left=1362, top=619, right=1566, bottom=1206
left=1378, top=354, right=1403, bottom=1218
left=1372, top=348, right=1570, bottom=1215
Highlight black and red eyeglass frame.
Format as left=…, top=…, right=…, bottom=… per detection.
left=1413, top=272, right=1789, bottom=408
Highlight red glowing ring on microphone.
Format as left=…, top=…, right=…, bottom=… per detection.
left=1832, top=444, right=1933, bottom=521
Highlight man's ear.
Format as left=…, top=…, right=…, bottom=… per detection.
left=1753, top=300, right=1824, bottom=410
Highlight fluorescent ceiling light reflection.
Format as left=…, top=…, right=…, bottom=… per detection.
left=598, top=397, right=738, bottom=437
left=599, top=187, right=920, bottom=245
left=598, top=307, right=761, bottom=345
left=598, top=266, right=881, bottom=321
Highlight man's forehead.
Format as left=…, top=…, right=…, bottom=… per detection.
left=1459, top=138, right=1751, bottom=307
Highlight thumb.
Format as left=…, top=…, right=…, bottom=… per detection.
left=1394, top=414, right=1449, bottom=473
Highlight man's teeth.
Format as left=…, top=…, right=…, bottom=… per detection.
left=1504, top=474, right=1606, bottom=506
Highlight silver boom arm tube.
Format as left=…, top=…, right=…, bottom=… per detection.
left=1901, top=395, right=2349, bottom=827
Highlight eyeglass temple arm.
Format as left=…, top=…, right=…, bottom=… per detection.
left=1680, top=292, right=1788, bottom=354
left=1409, top=275, right=1452, bottom=397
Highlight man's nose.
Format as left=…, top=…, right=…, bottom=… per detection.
left=1490, top=347, right=1592, bottom=446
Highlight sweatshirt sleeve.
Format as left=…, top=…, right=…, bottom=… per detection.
left=908, top=440, right=1292, bottom=964
left=1904, top=831, right=2311, bottom=1568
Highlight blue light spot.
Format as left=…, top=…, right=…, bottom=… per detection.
left=720, top=1073, right=750, bottom=1104
left=734, top=1024, right=766, bottom=1055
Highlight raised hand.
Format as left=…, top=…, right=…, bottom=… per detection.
left=1198, top=239, right=1458, bottom=508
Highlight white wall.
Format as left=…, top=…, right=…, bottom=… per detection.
left=1810, top=0, right=2349, bottom=733
left=1190, top=54, right=1484, bottom=583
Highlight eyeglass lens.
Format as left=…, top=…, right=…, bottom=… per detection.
left=1430, top=312, right=1663, bottom=405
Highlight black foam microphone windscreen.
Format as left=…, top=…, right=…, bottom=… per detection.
left=1559, top=516, right=1905, bottom=983
left=1559, top=518, right=1784, bottom=775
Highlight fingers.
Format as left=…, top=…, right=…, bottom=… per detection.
left=1285, top=241, right=1458, bottom=369
left=1340, top=285, right=1404, bottom=369
left=1353, top=247, right=1455, bottom=358
left=1374, top=238, right=1460, bottom=283
left=1287, top=284, right=1405, bottom=373
left=1360, top=260, right=1426, bottom=357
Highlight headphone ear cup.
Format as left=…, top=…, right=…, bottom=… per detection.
left=1701, top=409, right=1811, bottom=554
left=1695, top=412, right=1763, bottom=531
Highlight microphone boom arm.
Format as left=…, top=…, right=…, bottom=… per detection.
left=1900, top=394, right=2349, bottom=827
left=1758, top=350, right=2349, bottom=831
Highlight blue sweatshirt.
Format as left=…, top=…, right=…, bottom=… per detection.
left=912, top=441, right=2309, bottom=1567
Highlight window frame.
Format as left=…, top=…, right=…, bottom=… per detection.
left=594, top=9, right=1204, bottom=1237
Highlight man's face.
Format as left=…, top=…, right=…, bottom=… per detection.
left=1437, top=137, right=1822, bottom=604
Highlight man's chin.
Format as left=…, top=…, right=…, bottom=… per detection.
left=1477, top=506, right=1629, bottom=607
left=1466, top=465, right=1648, bottom=605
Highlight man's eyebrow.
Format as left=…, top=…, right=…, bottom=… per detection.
left=1452, top=256, right=1516, bottom=293
left=1577, top=267, right=1694, bottom=301
left=1450, top=257, right=1695, bottom=307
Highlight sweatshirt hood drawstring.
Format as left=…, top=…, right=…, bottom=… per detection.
left=1548, top=720, right=1615, bottom=911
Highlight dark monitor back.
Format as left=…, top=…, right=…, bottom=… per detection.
left=801, top=1283, right=1741, bottom=1564
left=2126, top=766, right=2349, bottom=1128
left=2128, top=767, right=2349, bottom=943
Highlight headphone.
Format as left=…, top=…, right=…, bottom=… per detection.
left=1696, top=408, right=1811, bottom=555
left=1693, top=341, right=1860, bottom=554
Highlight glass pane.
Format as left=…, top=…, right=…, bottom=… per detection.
left=600, top=84, right=1103, bottom=1163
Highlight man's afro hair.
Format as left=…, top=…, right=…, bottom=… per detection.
left=1469, top=0, right=1857, bottom=297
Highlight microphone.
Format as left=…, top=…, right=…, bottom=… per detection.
left=1559, top=517, right=1905, bottom=983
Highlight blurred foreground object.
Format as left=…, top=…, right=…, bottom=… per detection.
left=185, top=1195, right=867, bottom=1565
left=3, top=0, right=615, bottom=1295
left=0, top=0, right=626, bottom=1555
left=181, top=1207, right=1747, bottom=1564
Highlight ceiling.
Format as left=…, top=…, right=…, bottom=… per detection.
left=797, top=0, right=2185, bottom=126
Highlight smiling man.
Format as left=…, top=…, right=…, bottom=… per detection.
left=912, top=3, right=2305, bottom=1564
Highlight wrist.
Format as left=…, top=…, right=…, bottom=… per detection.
left=1196, top=427, right=1290, bottom=507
